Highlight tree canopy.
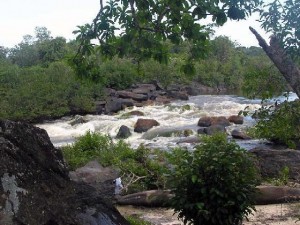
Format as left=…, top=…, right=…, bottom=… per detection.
left=74, top=0, right=261, bottom=74
left=258, top=0, right=300, bottom=59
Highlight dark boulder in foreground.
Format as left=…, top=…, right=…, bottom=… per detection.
left=0, top=120, right=129, bottom=225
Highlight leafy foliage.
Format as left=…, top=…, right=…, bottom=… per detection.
left=258, top=0, right=300, bottom=59
left=62, top=131, right=168, bottom=193
left=250, top=99, right=300, bottom=149
left=9, top=27, right=69, bottom=67
left=74, top=0, right=261, bottom=76
left=242, top=63, right=286, bottom=99
left=166, top=133, right=260, bottom=225
left=0, top=61, right=103, bottom=121
left=0, top=26, right=290, bottom=121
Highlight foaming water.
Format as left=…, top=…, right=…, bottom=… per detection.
left=36, top=94, right=289, bottom=150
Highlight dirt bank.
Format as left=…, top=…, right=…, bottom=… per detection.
left=118, top=203, right=300, bottom=225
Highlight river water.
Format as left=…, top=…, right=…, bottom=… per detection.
left=36, top=93, right=298, bottom=151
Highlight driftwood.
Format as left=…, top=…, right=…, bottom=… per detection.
left=116, top=190, right=174, bottom=207
left=116, top=186, right=300, bottom=207
left=249, top=26, right=300, bottom=98
left=255, top=185, right=300, bottom=205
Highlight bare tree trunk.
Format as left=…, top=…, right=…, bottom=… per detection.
left=249, top=26, right=300, bottom=98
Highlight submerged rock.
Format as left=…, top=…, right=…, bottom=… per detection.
left=69, top=115, right=87, bottom=126
left=204, top=125, right=226, bottom=135
left=0, top=120, right=129, bottom=225
left=198, top=116, right=230, bottom=127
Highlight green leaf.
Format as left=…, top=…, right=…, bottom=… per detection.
left=192, top=175, right=197, bottom=183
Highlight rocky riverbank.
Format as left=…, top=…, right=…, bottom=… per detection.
left=98, top=82, right=222, bottom=115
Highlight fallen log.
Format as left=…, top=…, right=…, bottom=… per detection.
left=116, top=186, right=300, bottom=207
left=255, top=185, right=300, bottom=205
left=116, top=190, right=174, bottom=207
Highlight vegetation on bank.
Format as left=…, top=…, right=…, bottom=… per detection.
left=62, top=132, right=260, bottom=225
left=249, top=99, right=300, bottom=149
left=0, top=27, right=287, bottom=122
left=63, top=131, right=169, bottom=192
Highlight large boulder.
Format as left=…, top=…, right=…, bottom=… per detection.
left=0, top=120, right=129, bottom=225
left=105, top=97, right=134, bottom=114
left=182, top=82, right=216, bottom=95
left=204, top=125, right=226, bottom=135
left=132, top=84, right=156, bottom=95
left=134, top=119, right=160, bottom=133
left=69, top=160, right=119, bottom=202
left=228, top=115, right=244, bottom=124
left=197, top=116, right=212, bottom=127
left=249, top=147, right=300, bottom=180
left=167, top=91, right=189, bottom=101
left=116, top=90, right=148, bottom=101
left=198, top=116, right=231, bottom=127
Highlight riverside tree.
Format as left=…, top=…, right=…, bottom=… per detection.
left=73, top=0, right=261, bottom=77
left=250, top=0, right=300, bottom=97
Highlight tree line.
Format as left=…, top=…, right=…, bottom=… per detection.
left=0, top=26, right=286, bottom=122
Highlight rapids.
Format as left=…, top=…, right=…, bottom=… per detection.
left=36, top=93, right=298, bottom=150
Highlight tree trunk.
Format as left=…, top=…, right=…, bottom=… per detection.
left=249, top=26, right=300, bottom=98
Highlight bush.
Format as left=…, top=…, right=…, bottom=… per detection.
left=98, top=58, right=139, bottom=89
left=62, top=132, right=168, bottom=193
left=167, top=133, right=260, bottom=225
left=251, top=100, right=300, bottom=149
left=0, top=61, right=103, bottom=121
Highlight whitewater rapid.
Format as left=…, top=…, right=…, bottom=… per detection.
left=36, top=93, right=297, bottom=150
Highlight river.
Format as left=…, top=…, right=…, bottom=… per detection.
left=36, top=93, right=298, bottom=150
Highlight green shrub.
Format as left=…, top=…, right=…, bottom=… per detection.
left=0, top=61, right=103, bottom=121
left=167, top=133, right=260, bottom=225
left=62, top=132, right=168, bottom=193
left=251, top=100, right=300, bottom=149
left=98, top=58, right=139, bottom=89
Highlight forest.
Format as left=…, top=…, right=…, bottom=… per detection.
left=1, top=0, right=300, bottom=224
left=0, top=26, right=286, bottom=122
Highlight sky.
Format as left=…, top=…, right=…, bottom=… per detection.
left=0, top=0, right=270, bottom=48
